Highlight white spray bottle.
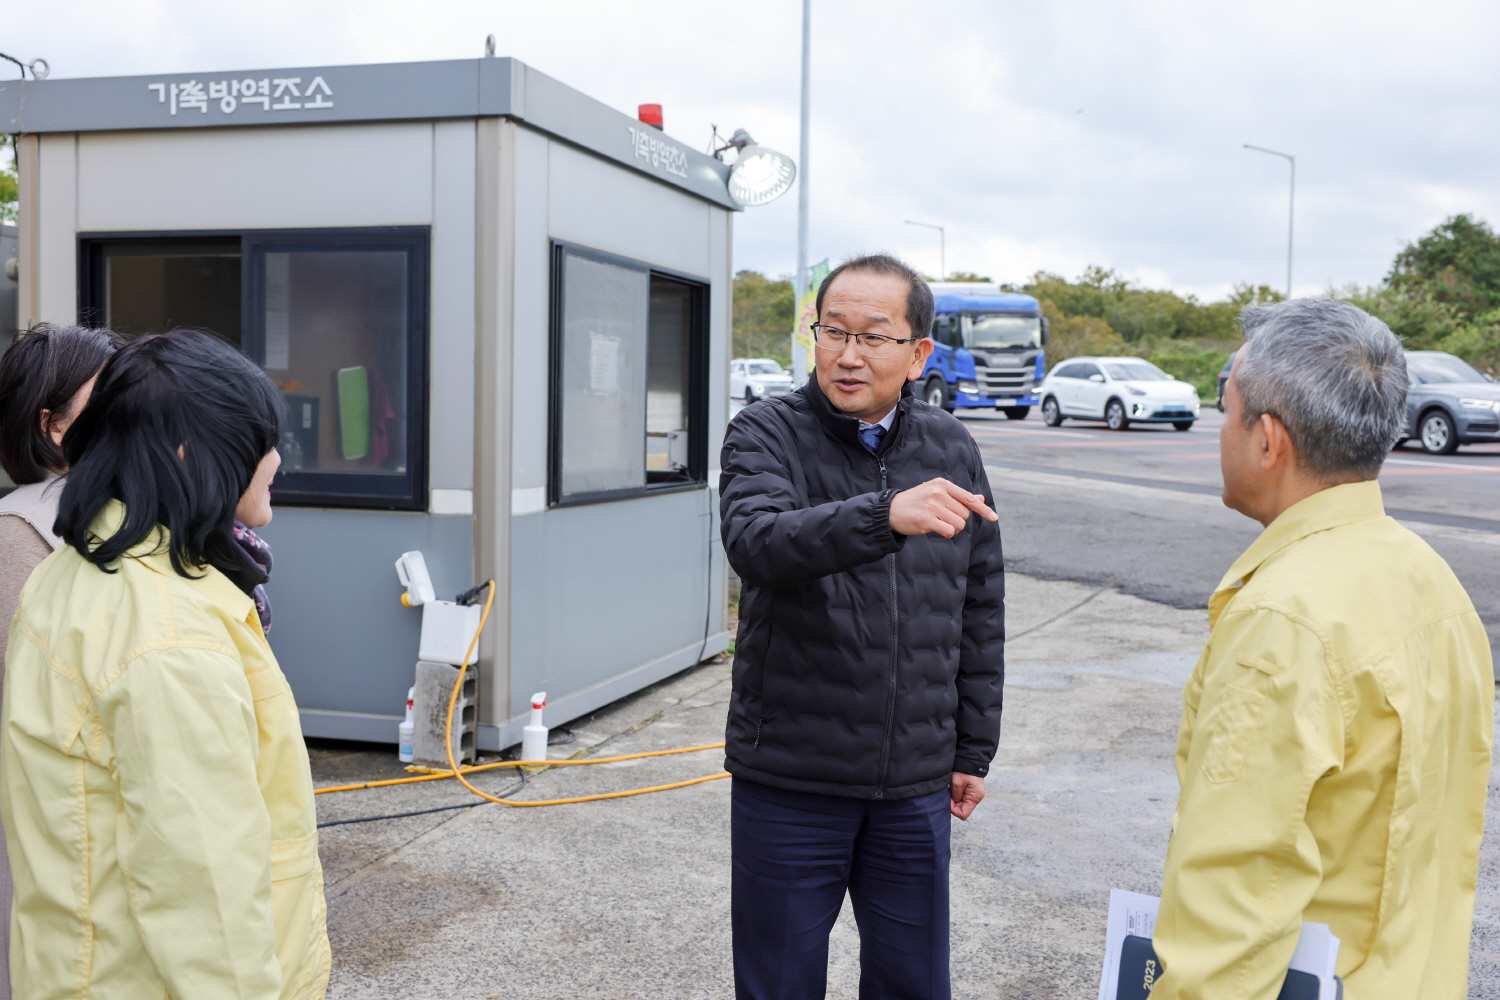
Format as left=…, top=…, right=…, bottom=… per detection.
left=521, top=691, right=549, bottom=762
left=398, top=687, right=415, bottom=763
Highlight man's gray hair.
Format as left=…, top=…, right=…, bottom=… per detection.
left=1235, top=298, right=1407, bottom=478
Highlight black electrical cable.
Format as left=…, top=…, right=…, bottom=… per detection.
left=318, top=802, right=475, bottom=828
left=316, top=769, right=527, bottom=828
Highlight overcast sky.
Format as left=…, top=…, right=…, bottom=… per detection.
left=11, top=0, right=1500, bottom=300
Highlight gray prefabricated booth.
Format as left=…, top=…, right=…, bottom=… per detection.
left=1, top=57, right=741, bottom=750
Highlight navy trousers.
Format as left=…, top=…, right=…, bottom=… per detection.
left=731, top=778, right=952, bottom=1000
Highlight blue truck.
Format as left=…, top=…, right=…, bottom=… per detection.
left=919, top=284, right=1047, bottom=418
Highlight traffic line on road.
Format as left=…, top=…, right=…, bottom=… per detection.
left=963, top=426, right=1097, bottom=440
left=1385, top=457, right=1500, bottom=472
left=1037, top=438, right=1214, bottom=449
left=1398, top=519, right=1500, bottom=549
left=985, top=463, right=1226, bottom=510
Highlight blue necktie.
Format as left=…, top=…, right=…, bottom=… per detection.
left=859, top=424, right=887, bottom=454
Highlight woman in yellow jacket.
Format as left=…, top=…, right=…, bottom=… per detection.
left=1, top=330, right=329, bottom=999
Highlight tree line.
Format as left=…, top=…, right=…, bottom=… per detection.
left=734, top=214, right=1500, bottom=396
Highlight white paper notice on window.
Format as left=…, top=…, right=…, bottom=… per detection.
left=589, top=332, right=620, bottom=396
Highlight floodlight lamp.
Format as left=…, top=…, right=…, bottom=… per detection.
left=724, top=131, right=796, bottom=207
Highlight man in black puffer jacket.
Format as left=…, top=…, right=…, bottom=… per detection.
left=721, top=254, right=1005, bottom=1000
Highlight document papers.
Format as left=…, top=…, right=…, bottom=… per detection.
left=1097, top=889, right=1342, bottom=1000
left=1098, top=890, right=1162, bottom=1000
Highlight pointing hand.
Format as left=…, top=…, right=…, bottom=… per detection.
left=888, top=478, right=998, bottom=538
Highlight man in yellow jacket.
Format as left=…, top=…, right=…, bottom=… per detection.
left=1150, top=299, right=1493, bottom=1000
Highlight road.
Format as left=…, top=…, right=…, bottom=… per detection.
left=956, top=405, right=1500, bottom=663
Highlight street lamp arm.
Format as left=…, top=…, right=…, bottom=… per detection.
left=1243, top=144, right=1296, bottom=298
left=1243, top=143, right=1294, bottom=164
left=904, top=220, right=946, bottom=281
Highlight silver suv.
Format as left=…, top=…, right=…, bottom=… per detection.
left=1403, top=351, right=1500, bottom=454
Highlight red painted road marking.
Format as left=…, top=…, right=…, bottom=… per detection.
left=1037, top=439, right=1216, bottom=448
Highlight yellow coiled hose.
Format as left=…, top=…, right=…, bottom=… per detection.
left=314, top=580, right=729, bottom=807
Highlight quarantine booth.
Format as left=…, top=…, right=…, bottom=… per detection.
left=1, top=56, right=736, bottom=750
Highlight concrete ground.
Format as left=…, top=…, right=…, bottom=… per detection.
left=314, top=573, right=1500, bottom=998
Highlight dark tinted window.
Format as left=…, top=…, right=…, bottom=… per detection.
left=84, top=239, right=242, bottom=345
left=1103, top=361, right=1170, bottom=381
left=1407, top=354, right=1486, bottom=385
left=81, top=229, right=429, bottom=510
left=647, top=276, right=696, bottom=485
left=250, top=239, right=424, bottom=506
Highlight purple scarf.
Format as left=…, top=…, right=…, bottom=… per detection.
left=232, top=522, right=274, bottom=635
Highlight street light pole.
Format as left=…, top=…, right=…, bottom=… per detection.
left=1243, top=144, right=1295, bottom=298
left=904, top=220, right=945, bottom=281
left=792, top=0, right=811, bottom=385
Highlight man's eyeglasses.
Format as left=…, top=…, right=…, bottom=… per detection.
left=811, top=323, right=918, bottom=360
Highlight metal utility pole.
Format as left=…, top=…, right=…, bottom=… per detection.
left=904, top=220, right=946, bottom=281
left=792, top=0, right=812, bottom=385
left=1244, top=144, right=1295, bottom=298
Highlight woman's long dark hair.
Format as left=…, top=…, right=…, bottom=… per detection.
left=0, top=323, right=125, bottom=483
left=55, top=330, right=284, bottom=592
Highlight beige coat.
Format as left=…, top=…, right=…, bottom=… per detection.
left=0, top=474, right=64, bottom=1000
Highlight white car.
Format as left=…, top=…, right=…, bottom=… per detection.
left=1039, top=356, right=1201, bottom=431
left=731, top=358, right=795, bottom=402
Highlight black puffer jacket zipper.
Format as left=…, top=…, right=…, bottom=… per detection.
left=875, top=455, right=898, bottom=798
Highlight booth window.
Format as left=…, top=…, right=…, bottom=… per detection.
left=549, top=242, right=708, bottom=506
left=79, top=228, right=429, bottom=510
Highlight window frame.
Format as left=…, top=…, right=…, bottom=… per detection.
left=77, top=226, right=430, bottom=511
left=547, top=239, right=710, bottom=509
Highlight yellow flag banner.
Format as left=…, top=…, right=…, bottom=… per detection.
left=792, top=295, right=816, bottom=353
left=792, top=259, right=830, bottom=354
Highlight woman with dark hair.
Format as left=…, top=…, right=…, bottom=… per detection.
left=0, top=322, right=121, bottom=1000
left=0, top=323, right=124, bottom=651
left=1, top=330, right=329, bottom=999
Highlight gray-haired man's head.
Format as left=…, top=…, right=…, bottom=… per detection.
left=1232, top=298, right=1407, bottom=479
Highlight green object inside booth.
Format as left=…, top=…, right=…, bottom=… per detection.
left=337, top=366, right=370, bottom=461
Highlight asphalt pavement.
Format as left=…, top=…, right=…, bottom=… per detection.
left=956, top=405, right=1500, bottom=664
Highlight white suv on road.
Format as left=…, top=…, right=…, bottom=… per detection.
left=731, top=358, right=795, bottom=402
left=1040, top=356, right=1201, bottom=431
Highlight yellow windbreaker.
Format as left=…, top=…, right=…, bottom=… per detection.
left=1, top=502, right=330, bottom=1000
left=1151, top=481, right=1492, bottom=1000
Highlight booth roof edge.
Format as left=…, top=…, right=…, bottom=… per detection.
left=0, top=57, right=739, bottom=211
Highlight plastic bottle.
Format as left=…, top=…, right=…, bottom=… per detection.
left=398, top=687, right=415, bottom=763
left=521, top=691, right=549, bottom=762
